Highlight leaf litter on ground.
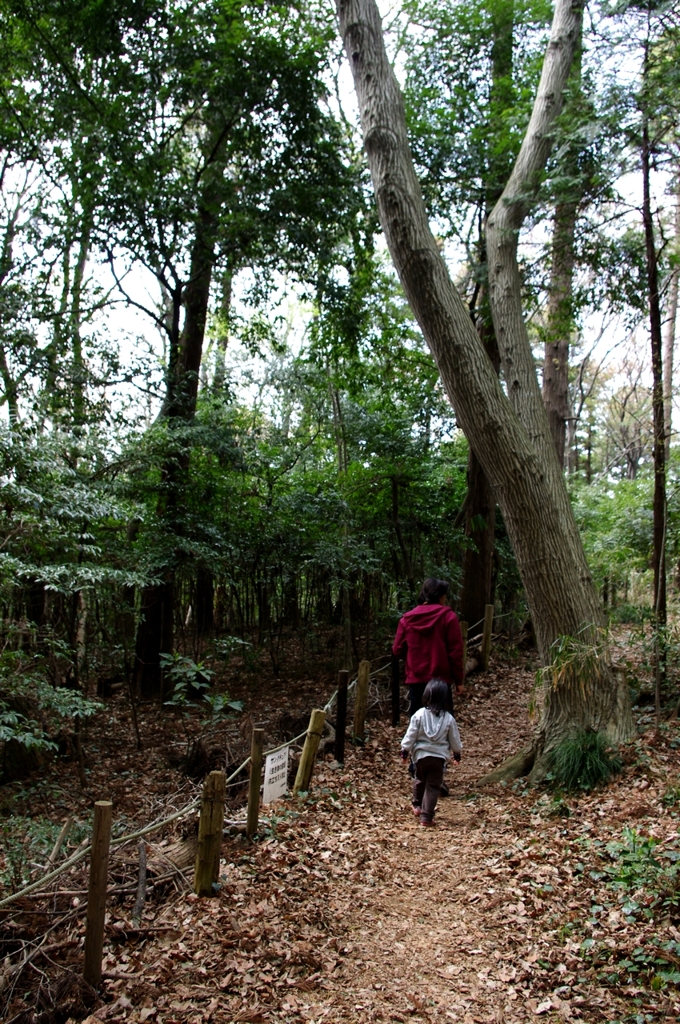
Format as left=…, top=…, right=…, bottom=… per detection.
left=1, top=633, right=679, bottom=1024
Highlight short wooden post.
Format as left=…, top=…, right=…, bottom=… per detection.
left=193, top=770, right=226, bottom=896
left=459, top=620, right=468, bottom=678
left=334, top=670, right=349, bottom=764
left=481, top=604, right=494, bottom=670
left=353, top=659, right=370, bottom=743
left=391, top=655, right=400, bottom=726
left=246, top=728, right=264, bottom=839
left=293, top=709, right=326, bottom=794
left=83, top=800, right=112, bottom=988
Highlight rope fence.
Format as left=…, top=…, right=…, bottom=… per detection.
left=1, top=623, right=501, bottom=985
left=0, top=673, right=363, bottom=911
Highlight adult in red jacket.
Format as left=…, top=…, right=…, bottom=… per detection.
left=392, top=578, right=464, bottom=717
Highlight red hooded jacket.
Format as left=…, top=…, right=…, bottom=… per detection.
left=392, top=603, right=464, bottom=687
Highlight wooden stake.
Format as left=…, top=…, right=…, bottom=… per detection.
left=293, top=709, right=326, bottom=794
left=246, top=728, right=264, bottom=839
left=47, top=816, right=72, bottom=868
left=335, top=670, right=349, bottom=764
left=459, top=620, right=468, bottom=678
left=391, top=654, right=400, bottom=726
left=353, top=659, right=370, bottom=743
left=83, top=800, right=112, bottom=988
left=193, top=770, right=226, bottom=896
left=131, top=840, right=147, bottom=925
left=481, top=604, right=494, bottom=670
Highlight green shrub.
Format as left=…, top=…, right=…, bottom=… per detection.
left=608, top=603, right=651, bottom=625
left=549, top=730, right=622, bottom=792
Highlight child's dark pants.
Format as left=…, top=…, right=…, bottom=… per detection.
left=412, top=755, right=446, bottom=822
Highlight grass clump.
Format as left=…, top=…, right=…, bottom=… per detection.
left=549, top=729, right=622, bottom=792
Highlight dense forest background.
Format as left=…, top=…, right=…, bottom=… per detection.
left=0, top=0, right=678, bottom=772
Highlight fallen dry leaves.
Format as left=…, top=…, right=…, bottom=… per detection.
left=2, top=642, right=680, bottom=1024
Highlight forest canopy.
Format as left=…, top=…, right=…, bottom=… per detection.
left=0, top=0, right=678, bottom=759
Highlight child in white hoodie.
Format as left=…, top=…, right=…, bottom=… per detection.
left=400, top=678, right=462, bottom=826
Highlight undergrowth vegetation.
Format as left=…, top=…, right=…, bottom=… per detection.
left=549, top=730, right=623, bottom=792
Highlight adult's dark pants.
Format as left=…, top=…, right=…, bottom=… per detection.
left=412, top=755, right=446, bottom=823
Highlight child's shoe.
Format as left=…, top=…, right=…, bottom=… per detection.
left=411, top=803, right=422, bottom=817
left=420, top=817, right=435, bottom=827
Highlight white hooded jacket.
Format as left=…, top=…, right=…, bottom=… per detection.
left=400, top=707, right=462, bottom=763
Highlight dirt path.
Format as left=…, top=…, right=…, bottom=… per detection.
left=84, top=664, right=680, bottom=1024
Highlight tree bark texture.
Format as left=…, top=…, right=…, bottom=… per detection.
left=641, top=117, right=666, bottom=627
left=542, top=39, right=582, bottom=467
left=486, top=0, right=587, bottom=559
left=459, top=449, right=496, bottom=635
left=459, top=310, right=500, bottom=632
left=336, top=0, right=632, bottom=761
left=543, top=198, right=578, bottom=466
left=663, top=182, right=679, bottom=461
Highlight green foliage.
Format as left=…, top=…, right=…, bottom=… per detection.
left=0, top=814, right=88, bottom=892
left=160, top=653, right=214, bottom=701
left=548, top=730, right=622, bottom=792
left=609, top=604, right=651, bottom=625
left=163, top=651, right=243, bottom=771
left=662, top=783, right=680, bottom=808
left=602, top=828, right=680, bottom=920
left=0, top=641, right=102, bottom=771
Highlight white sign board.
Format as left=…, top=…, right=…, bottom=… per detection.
left=262, top=746, right=289, bottom=805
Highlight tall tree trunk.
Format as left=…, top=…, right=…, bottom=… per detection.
left=459, top=317, right=500, bottom=632
left=390, top=476, right=415, bottom=595
left=663, top=181, right=680, bottom=461
left=543, top=198, right=578, bottom=466
left=459, top=0, right=514, bottom=621
left=70, top=215, right=92, bottom=428
left=336, top=0, right=632, bottom=776
left=542, top=43, right=582, bottom=467
left=641, top=116, right=666, bottom=629
left=195, top=567, right=215, bottom=636
left=213, top=268, right=232, bottom=392
left=459, top=450, right=496, bottom=634
left=485, top=0, right=588, bottom=576
left=133, top=177, right=220, bottom=695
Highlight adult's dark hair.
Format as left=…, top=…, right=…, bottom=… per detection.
left=417, top=577, right=450, bottom=605
left=423, top=679, right=449, bottom=716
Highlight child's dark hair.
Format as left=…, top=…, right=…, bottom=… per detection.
left=418, top=577, right=450, bottom=605
left=423, top=679, right=450, bottom=716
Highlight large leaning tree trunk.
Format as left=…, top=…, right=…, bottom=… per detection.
left=484, top=0, right=593, bottom=597
left=336, top=0, right=633, bottom=780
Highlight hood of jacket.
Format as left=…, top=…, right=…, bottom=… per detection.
left=401, top=603, right=451, bottom=634
left=418, top=707, right=451, bottom=742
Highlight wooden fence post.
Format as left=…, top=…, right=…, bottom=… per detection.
left=246, top=727, right=264, bottom=839
left=194, top=770, right=226, bottom=896
left=459, top=620, right=468, bottom=679
left=334, top=670, right=348, bottom=764
left=353, top=659, right=370, bottom=743
left=481, top=604, right=494, bottom=670
left=391, top=655, right=400, bottom=726
left=83, top=800, right=112, bottom=988
left=293, top=709, right=326, bottom=794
